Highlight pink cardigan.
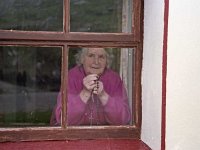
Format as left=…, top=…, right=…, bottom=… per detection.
left=54, top=66, right=131, bottom=125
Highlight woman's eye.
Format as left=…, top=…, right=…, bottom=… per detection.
left=99, top=55, right=105, bottom=59
left=88, top=54, right=94, bottom=57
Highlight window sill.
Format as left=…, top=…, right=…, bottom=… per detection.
left=0, top=139, right=151, bottom=150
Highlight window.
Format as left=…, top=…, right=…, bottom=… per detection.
left=0, top=0, right=143, bottom=141
left=0, top=46, right=61, bottom=127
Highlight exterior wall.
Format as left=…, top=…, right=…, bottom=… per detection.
left=141, top=0, right=164, bottom=150
left=142, top=0, right=200, bottom=149
left=166, top=0, right=200, bottom=149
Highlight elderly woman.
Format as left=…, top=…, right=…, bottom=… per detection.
left=53, top=48, right=131, bottom=126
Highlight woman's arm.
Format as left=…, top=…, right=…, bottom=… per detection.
left=54, top=92, right=88, bottom=125
left=103, top=95, right=131, bottom=125
left=100, top=75, right=131, bottom=125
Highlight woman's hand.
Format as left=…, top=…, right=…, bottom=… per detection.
left=93, top=81, right=109, bottom=106
left=80, top=74, right=99, bottom=103
left=81, top=74, right=109, bottom=105
left=83, top=74, right=99, bottom=92
left=92, top=81, right=103, bottom=95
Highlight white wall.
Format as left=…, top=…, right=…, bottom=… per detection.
left=141, top=0, right=164, bottom=149
left=166, top=0, right=200, bottom=149
left=142, top=0, right=200, bottom=149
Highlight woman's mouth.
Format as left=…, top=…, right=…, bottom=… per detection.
left=91, top=66, right=100, bottom=69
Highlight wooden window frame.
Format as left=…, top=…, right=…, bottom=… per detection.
left=0, top=0, right=143, bottom=142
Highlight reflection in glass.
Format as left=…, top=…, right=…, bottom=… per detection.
left=0, top=46, right=61, bottom=127
left=52, top=47, right=133, bottom=126
left=0, top=0, right=63, bottom=31
left=70, top=0, right=132, bottom=33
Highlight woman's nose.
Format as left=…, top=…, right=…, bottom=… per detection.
left=94, top=57, right=99, bottom=64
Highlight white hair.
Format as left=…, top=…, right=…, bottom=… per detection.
left=75, top=48, right=113, bottom=68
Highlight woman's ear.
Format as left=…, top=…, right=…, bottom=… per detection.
left=80, top=55, right=84, bottom=64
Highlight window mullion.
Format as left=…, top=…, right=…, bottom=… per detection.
left=61, top=45, right=68, bottom=128
left=63, top=0, right=70, bottom=33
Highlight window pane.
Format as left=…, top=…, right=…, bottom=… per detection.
left=53, top=47, right=133, bottom=126
left=0, top=46, right=61, bottom=127
left=0, top=0, right=63, bottom=31
left=70, top=0, right=132, bottom=33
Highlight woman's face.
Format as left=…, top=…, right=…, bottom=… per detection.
left=82, top=48, right=107, bottom=75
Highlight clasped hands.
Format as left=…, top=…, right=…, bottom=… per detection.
left=83, top=74, right=103, bottom=95
left=80, top=74, right=109, bottom=105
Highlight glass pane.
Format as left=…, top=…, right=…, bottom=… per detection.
left=53, top=47, right=133, bottom=126
left=0, top=0, right=63, bottom=31
left=70, top=0, right=132, bottom=33
left=0, top=46, right=61, bottom=127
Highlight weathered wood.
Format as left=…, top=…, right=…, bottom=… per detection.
left=0, top=139, right=151, bottom=150
left=0, top=31, right=137, bottom=42
left=0, top=126, right=140, bottom=142
left=0, top=40, right=139, bottom=47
